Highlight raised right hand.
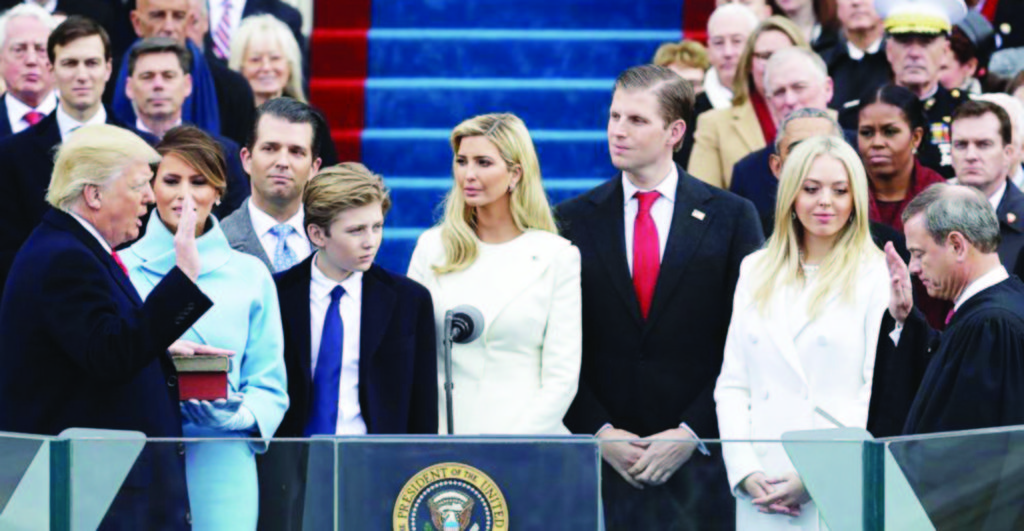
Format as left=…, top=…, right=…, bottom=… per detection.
left=174, top=194, right=201, bottom=282
left=598, top=427, right=648, bottom=489
left=885, top=242, right=913, bottom=323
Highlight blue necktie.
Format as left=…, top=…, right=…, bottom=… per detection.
left=306, top=285, right=345, bottom=436
left=269, top=224, right=299, bottom=272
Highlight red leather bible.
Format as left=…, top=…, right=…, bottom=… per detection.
left=171, top=355, right=230, bottom=401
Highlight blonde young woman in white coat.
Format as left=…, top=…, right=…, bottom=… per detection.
left=714, top=137, right=890, bottom=530
left=408, top=113, right=582, bottom=435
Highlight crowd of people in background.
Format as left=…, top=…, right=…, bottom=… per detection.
left=0, top=0, right=1022, bottom=530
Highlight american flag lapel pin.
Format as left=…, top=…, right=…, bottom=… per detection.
left=692, top=209, right=705, bottom=221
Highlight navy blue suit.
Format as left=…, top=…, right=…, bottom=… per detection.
left=997, top=180, right=1024, bottom=274
left=0, top=209, right=212, bottom=529
left=0, top=93, right=14, bottom=139
left=257, top=256, right=437, bottom=530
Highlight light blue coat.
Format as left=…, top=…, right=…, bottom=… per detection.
left=122, top=213, right=289, bottom=531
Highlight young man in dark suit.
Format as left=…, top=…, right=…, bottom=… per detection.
left=0, top=16, right=143, bottom=296
left=257, top=162, right=437, bottom=530
left=557, top=64, right=764, bottom=530
left=0, top=123, right=217, bottom=530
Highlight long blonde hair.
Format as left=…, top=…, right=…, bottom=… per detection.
left=751, top=136, right=880, bottom=319
left=731, top=16, right=807, bottom=107
left=433, top=113, right=557, bottom=274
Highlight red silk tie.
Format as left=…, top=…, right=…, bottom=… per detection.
left=944, top=308, right=955, bottom=326
left=111, top=250, right=128, bottom=276
left=633, top=191, right=661, bottom=319
left=22, top=111, right=44, bottom=126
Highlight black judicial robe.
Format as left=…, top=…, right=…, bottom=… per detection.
left=891, top=278, right=1024, bottom=531
left=902, top=277, right=1024, bottom=435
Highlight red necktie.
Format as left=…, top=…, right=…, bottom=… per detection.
left=22, top=111, right=44, bottom=126
left=111, top=250, right=128, bottom=276
left=944, top=308, right=955, bottom=326
left=633, top=191, right=661, bottom=319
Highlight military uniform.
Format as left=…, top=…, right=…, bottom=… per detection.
left=992, top=0, right=1024, bottom=50
left=822, top=37, right=893, bottom=116
left=918, top=85, right=969, bottom=179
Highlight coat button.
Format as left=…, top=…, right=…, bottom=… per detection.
left=817, top=335, right=827, bottom=346
left=748, top=334, right=758, bottom=344
left=185, top=511, right=192, bottom=525
left=177, top=443, right=186, bottom=456
left=167, top=375, right=177, bottom=388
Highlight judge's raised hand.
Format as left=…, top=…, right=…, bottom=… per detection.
left=174, top=193, right=201, bottom=282
left=885, top=242, right=913, bottom=323
left=168, top=339, right=235, bottom=357
left=598, top=427, right=648, bottom=489
left=628, top=427, right=697, bottom=486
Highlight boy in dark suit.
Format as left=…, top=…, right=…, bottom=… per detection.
left=257, top=162, right=437, bottom=530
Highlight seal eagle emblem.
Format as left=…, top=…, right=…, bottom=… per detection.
left=392, top=462, right=509, bottom=531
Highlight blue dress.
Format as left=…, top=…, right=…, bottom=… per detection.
left=122, top=213, right=289, bottom=530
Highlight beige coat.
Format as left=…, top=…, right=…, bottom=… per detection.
left=688, top=101, right=766, bottom=189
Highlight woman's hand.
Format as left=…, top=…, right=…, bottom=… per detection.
left=752, top=472, right=809, bottom=517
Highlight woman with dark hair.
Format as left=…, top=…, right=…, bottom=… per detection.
left=856, top=84, right=947, bottom=232
left=857, top=84, right=951, bottom=330
left=121, top=125, right=288, bottom=530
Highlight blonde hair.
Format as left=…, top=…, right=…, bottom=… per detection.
left=732, top=16, right=807, bottom=107
left=46, top=124, right=160, bottom=210
left=303, top=162, right=392, bottom=244
left=751, top=136, right=880, bottom=319
left=433, top=113, right=557, bottom=274
left=652, top=40, right=710, bottom=71
left=228, top=14, right=306, bottom=103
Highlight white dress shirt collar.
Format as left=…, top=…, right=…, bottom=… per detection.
left=955, top=265, right=1009, bottom=313
left=311, top=253, right=363, bottom=302
left=67, top=210, right=113, bottom=255
left=56, top=104, right=107, bottom=140
left=622, top=164, right=678, bottom=206
left=1011, top=165, right=1024, bottom=191
left=846, top=36, right=883, bottom=60
left=702, top=67, right=733, bottom=110
left=5, top=91, right=58, bottom=133
left=988, top=180, right=1007, bottom=212
left=24, top=0, right=58, bottom=12
left=136, top=117, right=182, bottom=136
left=248, top=199, right=305, bottom=240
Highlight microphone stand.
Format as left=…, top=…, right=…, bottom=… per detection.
left=442, top=310, right=455, bottom=435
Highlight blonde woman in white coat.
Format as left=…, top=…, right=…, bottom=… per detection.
left=408, top=113, right=582, bottom=435
left=714, top=137, right=890, bottom=530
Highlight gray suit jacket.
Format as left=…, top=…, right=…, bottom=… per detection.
left=220, top=198, right=274, bottom=271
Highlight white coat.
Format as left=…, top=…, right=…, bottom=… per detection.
left=408, top=227, right=582, bottom=435
left=714, top=248, right=889, bottom=531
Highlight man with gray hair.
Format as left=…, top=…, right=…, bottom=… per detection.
left=885, top=183, right=1024, bottom=528
left=887, top=183, right=1024, bottom=435
left=0, top=3, right=56, bottom=139
left=0, top=123, right=224, bottom=529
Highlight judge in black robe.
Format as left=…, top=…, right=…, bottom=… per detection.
left=882, top=183, right=1024, bottom=530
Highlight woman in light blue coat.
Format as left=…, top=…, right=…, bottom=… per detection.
left=121, top=126, right=289, bottom=530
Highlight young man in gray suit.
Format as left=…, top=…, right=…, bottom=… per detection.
left=220, top=97, right=324, bottom=272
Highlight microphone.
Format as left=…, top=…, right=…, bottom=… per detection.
left=448, top=305, right=484, bottom=344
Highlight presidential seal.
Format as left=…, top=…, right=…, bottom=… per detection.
left=393, top=462, right=509, bottom=531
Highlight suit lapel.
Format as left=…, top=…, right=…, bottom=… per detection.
left=998, top=181, right=1024, bottom=234
left=228, top=200, right=274, bottom=269
left=0, top=96, right=12, bottom=137
left=644, top=169, right=712, bottom=330
left=46, top=209, right=143, bottom=306
left=281, top=258, right=314, bottom=391
left=587, top=180, right=644, bottom=327
left=763, top=288, right=811, bottom=385
left=730, top=103, right=761, bottom=153
left=359, top=266, right=396, bottom=363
